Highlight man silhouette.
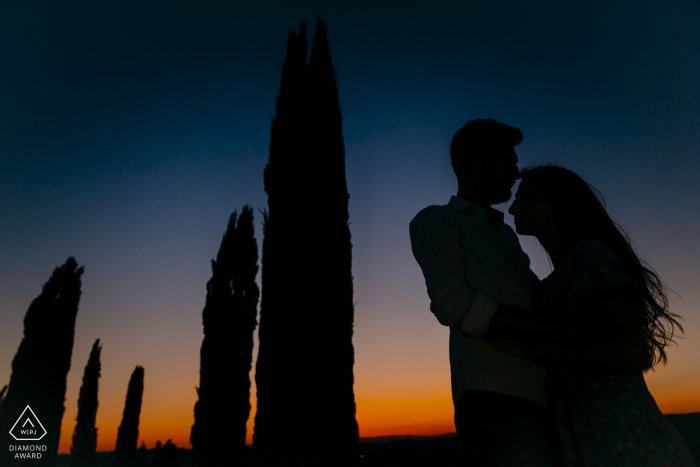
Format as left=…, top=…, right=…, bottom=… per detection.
left=409, top=119, right=558, bottom=466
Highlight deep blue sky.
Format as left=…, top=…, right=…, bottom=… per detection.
left=2, top=0, right=700, bottom=448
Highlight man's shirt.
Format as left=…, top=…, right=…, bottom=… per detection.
left=409, top=195, right=547, bottom=407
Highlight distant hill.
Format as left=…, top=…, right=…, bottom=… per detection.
left=53, top=412, right=700, bottom=467
left=357, top=434, right=464, bottom=466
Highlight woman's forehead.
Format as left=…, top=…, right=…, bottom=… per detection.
left=516, top=181, right=535, bottom=194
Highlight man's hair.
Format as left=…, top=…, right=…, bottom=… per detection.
left=450, top=118, right=523, bottom=180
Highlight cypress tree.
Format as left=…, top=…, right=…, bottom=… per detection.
left=0, top=257, right=84, bottom=467
left=254, top=21, right=309, bottom=467
left=305, top=18, right=359, bottom=463
left=254, top=18, right=358, bottom=466
left=71, top=339, right=102, bottom=467
left=228, top=207, right=259, bottom=467
left=190, top=206, right=259, bottom=467
left=113, top=366, right=145, bottom=467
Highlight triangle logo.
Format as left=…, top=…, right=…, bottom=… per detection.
left=9, top=406, right=47, bottom=441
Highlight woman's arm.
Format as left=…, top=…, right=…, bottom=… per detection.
left=481, top=294, right=651, bottom=372
left=482, top=303, right=604, bottom=341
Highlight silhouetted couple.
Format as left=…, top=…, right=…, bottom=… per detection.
left=410, top=119, right=696, bottom=466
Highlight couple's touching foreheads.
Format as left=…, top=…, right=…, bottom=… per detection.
left=409, top=119, right=696, bottom=466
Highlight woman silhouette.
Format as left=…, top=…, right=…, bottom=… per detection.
left=483, top=165, right=696, bottom=467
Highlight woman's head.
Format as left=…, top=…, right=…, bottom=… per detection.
left=509, top=165, right=610, bottom=244
left=510, top=164, right=682, bottom=370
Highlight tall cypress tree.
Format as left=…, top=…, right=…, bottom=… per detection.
left=0, top=257, right=84, bottom=467
left=254, top=21, right=309, bottom=467
left=305, top=18, right=359, bottom=462
left=71, top=339, right=102, bottom=467
left=113, top=366, right=144, bottom=467
left=254, top=18, right=358, bottom=467
left=190, top=206, right=259, bottom=467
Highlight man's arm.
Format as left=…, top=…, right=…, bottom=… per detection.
left=410, top=206, right=602, bottom=340
left=482, top=295, right=651, bottom=371
left=479, top=336, right=647, bottom=372
left=409, top=207, right=497, bottom=334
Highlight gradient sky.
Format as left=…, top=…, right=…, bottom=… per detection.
left=1, top=0, right=700, bottom=454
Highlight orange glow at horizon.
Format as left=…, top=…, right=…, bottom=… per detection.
left=56, top=392, right=700, bottom=454
left=645, top=374, right=700, bottom=415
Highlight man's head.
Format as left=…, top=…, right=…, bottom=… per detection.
left=450, top=118, right=523, bottom=206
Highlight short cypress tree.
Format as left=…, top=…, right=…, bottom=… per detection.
left=254, top=18, right=358, bottom=467
left=71, top=339, right=102, bottom=467
left=113, top=366, right=145, bottom=467
left=0, top=257, right=84, bottom=467
left=191, top=207, right=260, bottom=467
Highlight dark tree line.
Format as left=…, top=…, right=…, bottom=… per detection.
left=0, top=258, right=84, bottom=467
left=138, top=442, right=148, bottom=467
left=71, top=339, right=102, bottom=467
left=254, top=17, right=358, bottom=467
left=191, top=206, right=260, bottom=467
left=152, top=439, right=179, bottom=467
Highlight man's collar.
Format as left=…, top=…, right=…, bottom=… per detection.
left=448, top=195, right=505, bottom=222
left=447, top=195, right=472, bottom=212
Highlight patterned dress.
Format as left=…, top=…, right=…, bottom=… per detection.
left=535, top=240, right=696, bottom=467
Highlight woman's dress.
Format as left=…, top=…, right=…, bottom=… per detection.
left=535, top=239, right=696, bottom=467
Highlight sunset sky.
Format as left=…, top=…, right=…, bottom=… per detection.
left=1, top=0, right=699, bottom=454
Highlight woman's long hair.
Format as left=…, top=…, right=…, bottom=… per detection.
left=520, top=164, right=682, bottom=370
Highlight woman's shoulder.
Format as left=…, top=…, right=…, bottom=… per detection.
left=572, top=239, right=613, bottom=254
left=570, top=239, right=623, bottom=268
left=568, top=239, right=638, bottom=296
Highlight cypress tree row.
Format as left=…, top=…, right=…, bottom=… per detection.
left=113, top=366, right=145, bottom=467
left=0, top=257, right=84, bottom=467
left=71, top=339, right=102, bottom=467
left=254, top=18, right=358, bottom=467
left=190, top=206, right=259, bottom=467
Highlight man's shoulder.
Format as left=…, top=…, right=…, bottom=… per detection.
left=410, top=204, right=456, bottom=225
left=409, top=205, right=459, bottom=249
